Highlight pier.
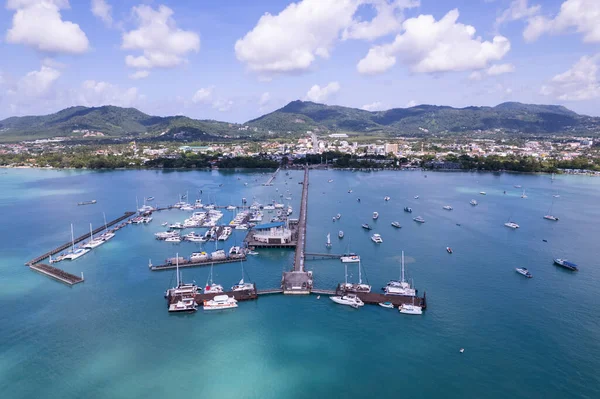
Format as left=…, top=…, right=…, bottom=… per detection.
left=244, top=219, right=299, bottom=249
left=335, top=286, right=427, bottom=309
left=29, top=263, right=84, bottom=286
left=262, top=167, right=280, bottom=186
left=282, top=167, right=312, bottom=294
left=305, top=253, right=343, bottom=260
left=150, top=256, right=246, bottom=271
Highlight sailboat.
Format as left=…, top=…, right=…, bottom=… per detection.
left=83, top=222, right=105, bottom=249
left=63, top=224, right=90, bottom=260
left=399, top=296, right=423, bottom=315
left=100, top=212, right=115, bottom=241
left=521, top=188, right=528, bottom=199
left=384, top=251, right=415, bottom=296
left=326, top=233, right=332, bottom=248
left=167, top=254, right=198, bottom=313
left=543, top=198, right=559, bottom=221
left=340, top=260, right=371, bottom=293
left=204, top=263, right=224, bottom=293
left=231, top=259, right=254, bottom=291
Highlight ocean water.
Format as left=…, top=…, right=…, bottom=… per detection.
left=1, top=168, right=599, bottom=399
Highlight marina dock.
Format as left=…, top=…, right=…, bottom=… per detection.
left=335, top=286, right=427, bottom=309
left=305, top=253, right=343, bottom=260
left=150, top=256, right=246, bottom=271
left=29, top=263, right=84, bottom=286
left=244, top=219, right=299, bottom=248
left=262, top=167, right=280, bottom=186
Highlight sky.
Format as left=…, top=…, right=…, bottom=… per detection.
left=0, top=0, right=599, bottom=122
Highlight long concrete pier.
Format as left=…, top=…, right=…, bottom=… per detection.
left=262, top=167, right=280, bottom=186
left=150, top=256, right=246, bottom=271
left=29, top=263, right=84, bottom=286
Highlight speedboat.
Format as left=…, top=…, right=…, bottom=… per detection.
left=404, top=207, right=412, bottom=213
left=504, top=222, right=519, bottom=229
left=378, top=302, right=394, bottom=309
left=83, top=237, right=105, bottom=249
left=544, top=215, right=559, bottom=221
left=330, top=294, right=364, bottom=309
left=190, top=252, right=209, bottom=262
left=384, top=196, right=391, bottom=201
left=470, top=200, right=478, bottom=206
left=446, top=247, right=453, bottom=254
left=371, top=234, right=383, bottom=243
left=480, top=191, right=486, bottom=195
left=231, top=279, right=254, bottom=291
left=553, top=258, right=578, bottom=271
left=340, top=253, right=360, bottom=263
left=516, top=267, right=533, bottom=278
left=362, top=223, right=372, bottom=230
left=165, top=236, right=181, bottom=243
left=372, top=212, right=379, bottom=220
left=338, top=230, right=344, bottom=239
left=414, top=195, right=419, bottom=199
left=203, top=295, right=238, bottom=310
left=168, top=298, right=198, bottom=313
left=413, top=216, right=425, bottom=223
left=442, top=205, right=453, bottom=210
left=391, top=221, right=401, bottom=228
left=399, top=303, right=423, bottom=315
left=336, top=213, right=341, bottom=219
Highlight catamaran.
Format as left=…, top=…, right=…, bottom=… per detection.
left=204, top=263, right=224, bottom=293
left=399, top=297, right=423, bottom=315
left=371, top=233, right=383, bottom=243
left=203, top=294, right=238, bottom=310
left=384, top=251, right=416, bottom=296
left=340, top=261, right=371, bottom=293
left=231, top=259, right=254, bottom=291
left=63, top=224, right=90, bottom=260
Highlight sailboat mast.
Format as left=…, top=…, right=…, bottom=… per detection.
left=176, top=253, right=180, bottom=286
left=345, top=264, right=348, bottom=285
left=358, top=260, right=362, bottom=284
left=103, top=212, right=108, bottom=232
left=401, top=251, right=405, bottom=283
left=89, top=223, right=93, bottom=241
left=71, top=223, right=75, bottom=252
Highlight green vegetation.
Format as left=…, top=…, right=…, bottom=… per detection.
left=435, top=154, right=600, bottom=173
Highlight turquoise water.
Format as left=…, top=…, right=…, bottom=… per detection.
left=1, top=168, right=599, bottom=398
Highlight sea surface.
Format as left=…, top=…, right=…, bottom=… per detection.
left=0, top=168, right=599, bottom=399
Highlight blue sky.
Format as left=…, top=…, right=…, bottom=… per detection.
left=0, top=0, right=598, bottom=122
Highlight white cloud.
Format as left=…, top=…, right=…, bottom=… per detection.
left=406, top=99, right=417, bottom=107
left=235, top=0, right=418, bottom=75
left=524, top=0, right=600, bottom=43
left=487, top=63, right=516, bottom=76
left=129, top=70, right=149, bottom=80
left=122, top=5, right=200, bottom=70
left=259, top=92, right=271, bottom=106
left=541, top=55, right=600, bottom=100
left=6, top=0, right=89, bottom=54
left=78, top=80, right=141, bottom=107
left=495, top=0, right=541, bottom=27
left=192, top=87, right=213, bottom=104
left=361, top=101, right=385, bottom=111
left=18, top=65, right=61, bottom=97
left=357, top=9, right=511, bottom=75
left=91, top=0, right=112, bottom=26
left=212, top=99, right=233, bottom=112
left=304, top=81, right=341, bottom=103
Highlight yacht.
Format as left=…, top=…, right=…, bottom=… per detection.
left=340, top=253, right=360, bottom=263
left=168, top=222, right=184, bottom=229
left=203, top=295, right=238, bottom=310
left=372, top=212, right=379, bottom=220
left=544, top=215, right=559, bottom=221
left=442, top=205, right=453, bottom=210
left=553, top=258, right=578, bottom=271
left=211, top=249, right=227, bottom=260
left=190, top=252, right=209, bottom=262
left=480, top=191, right=486, bottom=195
left=371, top=234, right=383, bottom=243
left=165, top=254, right=198, bottom=299
left=231, top=279, right=254, bottom=291
left=378, top=302, right=394, bottom=309
left=399, top=301, right=423, bottom=315
left=362, top=223, right=372, bottom=230
left=226, top=205, right=236, bottom=211
left=165, top=236, right=181, bottom=243
left=516, top=267, right=533, bottom=278
left=338, top=230, right=344, bottom=239
left=504, top=222, right=520, bottom=229
left=339, top=261, right=371, bottom=293
left=228, top=246, right=244, bottom=258
left=329, top=294, right=364, bottom=309
left=384, top=196, right=391, bottom=201
left=413, top=216, right=425, bottom=223
left=204, top=264, right=224, bottom=293
left=446, top=247, right=453, bottom=254
left=391, top=221, right=401, bottom=228
left=63, top=224, right=90, bottom=260
left=155, top=231, right=180, bottom=240
left=404, top=207, right=412, bottom=213
left=83, top=223, right=105, bottom=249
left=169, top=298, right=198, bottom=313
left=470, top=199, right=478, bottom=206
left=384, top=251, right=416, bottom=296
left=414, top=195, right=419, bottom=199
left=161, top=222, right=168, bottom=227
left=184, top=232, right=205, bottom=242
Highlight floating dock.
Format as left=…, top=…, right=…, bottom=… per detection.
left=29, top=263, right=84, bottom=286
left=262, top=167, right=280, bottom=186
left=334, top=286, right=427, bottom=309
left=305, top=253, right=343, bottom=260
left=150, top=256, right=246, bottom=271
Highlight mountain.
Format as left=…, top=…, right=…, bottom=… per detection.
left=2, top=101, right=599, bottom=142
left=0, top=105, right=240, bottom=142
left=247, top=100, right=600, bottom=137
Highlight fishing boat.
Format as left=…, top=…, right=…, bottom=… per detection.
left=371, top=233, right=383, bottom=243
left=326, top=233, right=332, bottom=248
left=203, top=295, right=238, bottom=310
left=516, top=267, right=533, bottom=278
left=362, top=223, right=372, bottom=230
left=553, top=258, right=578, bottom=271
left=404, top=207, right=412, bottom=213
left=77, top=200, right=97, bottom=206
left=442, top=205, right=453, bottom=210
left=378, top=302, right=394, bottom=309
left=446, top=247, right=453, bottom=254
left=391, top=221, right=401, bottom=228
left=399, top=298, right=423, bottom=315
left=338, top=230, right=344, bottom=239
left=384, top=251, right=416, bottom=296
left=329, top=294, right=364, bottom=309
left=204, top=264, right=224, bottom=293
left=372, top=212, right=379, bottom=220
left=470, top=199, right=478, bottom=206
left=413, top=216, right=425, bottom=223
left=340, top=261, right=371, bottom=293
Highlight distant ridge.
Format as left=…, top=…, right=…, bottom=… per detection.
left=1, top=101, right=599, bottom=142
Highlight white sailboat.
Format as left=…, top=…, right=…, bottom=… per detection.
left=63, top=224, right=89, bottom=260
left=204, top=263, right=224, bottom=293
left=384, top=251, right=416, bottom=296
left=231, top=259, right=254, bottom=291
left=340, top=260, right=371, bottom=293
left=399, top=296, right=423, bottom=315
left=100, top=212, right=115, bottom=241
left=326, top=233, right=332, bottom=248
left=83, top=222, right=105, bottom=249
left=544, top=198, right=559, bottom=221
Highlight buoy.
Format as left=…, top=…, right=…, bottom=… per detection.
left=459, top=348, right=465, bottom=353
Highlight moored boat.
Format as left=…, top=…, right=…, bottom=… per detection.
left=413, top=216, right=425, bottom=223
left=330, top=294, right=364, bottom=309
left=203, top=295, right=238, bottom=310
left=372, top=212, right=379, bottom=220
left=399, top=302, right=422, bottom=315
left=169, top=298, right=197, bottom=313
left=504, top=222, right=519, bottom=229
left=442, top=205, right=453, bottom=210
left=371, top=234, right=383, bottom=243
left=553, top=258, right=578, bottom=271
left=362, top=223, right=372, bottom=230
left=404, top=207, right=412, bottom=213
left=378, top=302, right=394, bottom=309
left=391, top=221, right=401, bottom=228
left=338, top=230, right=344, bottom=239
left=516, top=267, right=533, bottom=278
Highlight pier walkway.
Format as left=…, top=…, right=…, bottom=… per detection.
left=29, top=263, right=84, bottom=286
left=262, top=167, right=280, bottom=186
left=305, top=253, right=343, bottom=260
left=150, top=256, right=246, bottom=271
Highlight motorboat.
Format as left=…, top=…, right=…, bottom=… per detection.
left=414, top=195, right=419, bottom=199
left=470, top=200, right=478, bottom=206
left=544, top=215, right=559, bottom=221
left=384, top=251, right=416, bottom=297
left=203, top=295, right=238, bottom=310
left=165, top=236, right=182, bottom=243
left=168, top=222, right=184, bottom=229
left=404, top=207, right=413, bottom=213
left=155, top=231, right=180, bottom=240
left=371, top=234, right=383, bottom=243
left=329, top=294, right=364, bottom=309
left=480, top=192, right=486, bottom=195
left=399, top=302, right=423, bottom=315
left=362, top=223, right=372, bottom=230
left=211, top=249, right=227, bottom=260
left=446, top=247, right=453, bottom=254
left=516, top=267, right=533, bottom=278
left=338, top=230, right=344, bottom=239
left=553, top=258, right=578, bottom=271
left=391, top=221, right=401, bottom=228
left=184, top=232, right=205, bottom=242
left=378, top=302, right=394, bottom=309
left=504, top=222, right=519, bottom=229
left=442, top=205, right=453, bottom=210
left=190, top=252, right=209, bottom=262
left=169, top=298, right=198, bottom=313
left=413, top=216, right=425, bottom=223
left=336, top=213, right=341, bottom=219
left=372, top=212, right=379, bottom=220
left=384, top=196, right=391, bottom=201
left=340, top=253, right=360, bottom=263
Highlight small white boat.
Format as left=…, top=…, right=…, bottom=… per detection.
left=504, top=222, right=519, bottom=229
left=203, top=295, right=238, bottom=310
left=330, top=294, right=364, bottom=309
left=553, top=194, right=560, bottom=198
left=161, top=222, right=168, bottom=226
left=169, top=298, right=198, bottom=313
left=326, top=233, right=332, bottom=248
left=470, top=200, right=478, bottom=206
left=479, top=192, right=486, bottom=195
left=414, top=195, right=419, bottom=199
left=399, top=303, right=422, bottom=315
left=336, top=213, right=341, bottom=219
left=328, top=179, right=334, bottom=183
left=371, top=233, right=383, bottom=243
left=372, top=212, right=379, bottom=220
left=442, top=205, right=453, bottom=210
left=384, top=196, right=391, bottom=201
left=543, top=215, right=559, bottom=221
left=338, top=230, right=344, bottom=239
left=247, top=251, right=259, bottom=256
left=515, top=267, right=533, bottom=278
left=378, top=302, right=394, bottom=309
left=413, top=216, right=425, bottom=223
left=391, top=221, right=401, bottom=228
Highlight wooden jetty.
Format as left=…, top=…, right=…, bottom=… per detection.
left=150, top=256, right=246, bottom=271
left=262, top=167, right=280, bottom=186
left=29, top=263, right=84, bottom=286
left=334, top=286, right=427, bottom=309
left=305, top=253, right=343, bottom=260
left=25, top=211, right=135, bottom=266
left=167, top=284, right=259, bottom=306
left=257, top=288, right=284, bottom=295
